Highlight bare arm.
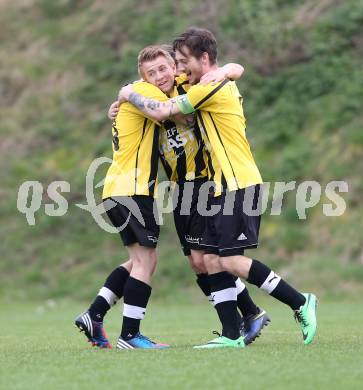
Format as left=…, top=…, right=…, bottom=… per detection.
left=222, top=63, right=244, bottom=80
left=199, top=63, right=244, bottom=85
left=118, top=84, right=181, bottom=122
left=108, top=100, right=119, bottom=121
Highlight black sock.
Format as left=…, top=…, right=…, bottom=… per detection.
left=89, top=296, right=109, bottom=322
left=196, top=273, right=211, bottom=296
left=89, top=266, right=130, bottom=322
left=237, top=289, right=259, bottom=317
left=234, top=276, right=258, bottom=317
left=104, top=266, right=130, bottom=297
left=209, top=272, right=239, bottom=340
left=198, top=273, right=243, bottom=326
left=247, top=259, right=306, bottom=310
left=121, top=277, right=152, bottom=340
left=196, top=273, right=214, bottom=304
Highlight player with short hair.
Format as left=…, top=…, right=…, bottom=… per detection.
left=118, top=27, right=318, bottom=349
left=75, top=48, right=176, bottom=350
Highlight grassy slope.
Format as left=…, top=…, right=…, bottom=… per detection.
left=1, top=0, right=363, bottom=300
left=1, top=298, right=362, bottom=390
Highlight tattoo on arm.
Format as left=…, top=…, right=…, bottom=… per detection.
left=129, top=92, right=162, bottom=113
left=128, top=91, right=175, bottom=120
left=146, top=100, right=161, bottom=110
left=129, top=92, right=146, bottom=111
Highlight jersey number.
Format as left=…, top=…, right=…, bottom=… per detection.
left=112, top=123, right=119, bottom=151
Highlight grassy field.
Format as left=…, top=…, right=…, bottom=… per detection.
left=1, top=298, right=362, bottom=390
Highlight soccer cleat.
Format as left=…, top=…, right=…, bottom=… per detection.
left=75, top=311, right=112, bottom=349
left=193, top=333, right=246, bottom=349
left=243, top=308, right=271, bottom=345
left=116, top=333, right=169, bottom=349
left=294, top=293, right=318, bottom=345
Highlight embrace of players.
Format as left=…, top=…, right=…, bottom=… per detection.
left=75, top=27, right=318, bottom=349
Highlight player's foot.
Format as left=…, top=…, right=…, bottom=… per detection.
left=294, top=293, right=318, bottom=345
left=75, top=311, right=112, bottom=349
left=193, top=332, right=246, bottom=349
left=243, top=308, right=271, bottom=345
left=116, top=333, right=170, bottom=349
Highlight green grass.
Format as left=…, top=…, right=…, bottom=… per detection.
left=1, top=298, right=362, bottom=390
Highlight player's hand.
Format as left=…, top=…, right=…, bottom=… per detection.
left=108, top=101, right=119, bottom=121
left=118, top=84, right=134, bottom=102
left=199, top=68, right=227, bottom=85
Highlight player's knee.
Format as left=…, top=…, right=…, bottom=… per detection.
left=120, top=259, right=133, bottom=272
left=219, top=257, right=235, bottom=274
left=132, top=248, right=155, bottom=266
left=189, top=251, right=206, bottom=273
left=188, top=256, right=205, bottom=274
left=203, top=253, right=218, bottom=264
left=203, top=253, right=221, bottom=273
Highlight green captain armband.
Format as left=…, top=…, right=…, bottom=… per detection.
left=175, top=94, right=195, bottom=114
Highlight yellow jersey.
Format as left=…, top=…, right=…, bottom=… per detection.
left=102, top=81, right=168, bottom=199
left=175, top=79, right=262, bottom=195
left=158, top=75, right=208, bottom=182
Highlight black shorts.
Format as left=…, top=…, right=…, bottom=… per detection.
left=202, top=185, right=262, bottom=257
left=173, top=179, right=207, bottom=256
left=103, top=196, right=159, bottom=248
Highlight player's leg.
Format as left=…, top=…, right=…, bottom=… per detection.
left=118, top=245, right=154, bottom=340
left=190, top=248, right=260, bottom=335
left=184, top=179, right=258, bottom=321
left=221, top=255, right=317, bottom=344
left=189, top=249, right=214, bottom=305
left=196, top=187, right=269, bottom=345
left=88, top=259, right=132, bottom=323
left=194, top=250, right=245, bottom=349
left=75, top=196, right=139, bottom=348
left=74, top=259, right=131, bottom=348
left=114, top=195, right=168, bottom=349
left=193, top=194, right=244, bottom=349
left=219, top=186, right=317, bottom=344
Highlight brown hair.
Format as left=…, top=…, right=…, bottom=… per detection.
left=137, top=45, right=175, bottom=77
left=160, top=44, right=176, bottom=62
left=173, top=27, right=218, bottom=64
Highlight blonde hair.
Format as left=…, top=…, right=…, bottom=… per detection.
left=137, top=45, right=175, bottom=77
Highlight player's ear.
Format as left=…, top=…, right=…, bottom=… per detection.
left=171, top=61, right=176, bottom=74
left=201, top=52, right=209, bottom=65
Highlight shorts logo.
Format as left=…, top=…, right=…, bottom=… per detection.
left=185, top=235, right=202, bottom=245
left=147, top=236, right=158, bottom=243
left=237, top=233, right=247, bottom=240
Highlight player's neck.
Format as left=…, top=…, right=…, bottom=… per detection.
left=202, top=64, right=218, bottom=75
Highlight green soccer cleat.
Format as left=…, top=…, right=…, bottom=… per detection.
left=294, top=293, right=318, bottom=345
left=193, top=334, right=246, bottom=349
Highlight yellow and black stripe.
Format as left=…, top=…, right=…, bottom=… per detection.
left=158, top=77, right=208, bottom=183
left=175, top=79, right=263, bottom=195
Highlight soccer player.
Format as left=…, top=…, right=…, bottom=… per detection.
left=118, top=27, right=318, bottom=349
left=75, top=50, right=175, bottom=350
left=110, top=45, right=270, bottom=345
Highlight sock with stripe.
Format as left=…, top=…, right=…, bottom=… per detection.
left=197, top=273, right=244, bottom=325
left=89, top=266, right=130, bottom=322
left=196, top=273, right=214, bottom=305
left=209, top=272, right=239, bottom=340
left=235, top=277, right=259, bottom=317
left=121, top=276, right=152, bottom=340
left=247, top=259, right=306, bottom=311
